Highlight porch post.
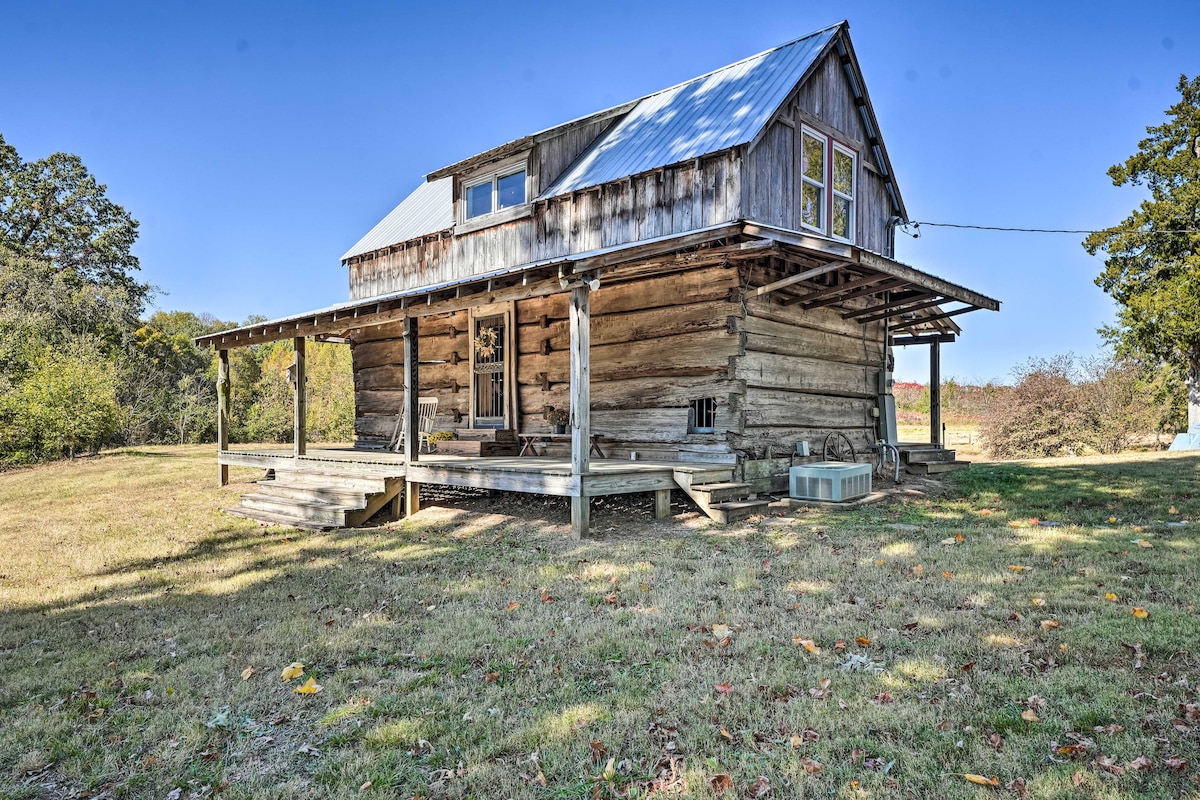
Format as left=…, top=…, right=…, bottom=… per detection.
left=929, top=339, right=942, bottom=447
left=293, top=337, right=307, bottom=456
left=402, top=315, right=421, bottom=515
left=569, top=283, right=591, bottom=539
left=218, top=348, right=230, bottom=486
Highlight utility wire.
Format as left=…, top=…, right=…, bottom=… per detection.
left=905, top=221, right=1200, bottom=235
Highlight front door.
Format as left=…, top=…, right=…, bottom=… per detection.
left=471, top=312, right=507, bottom=429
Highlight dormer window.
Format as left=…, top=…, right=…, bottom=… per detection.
left=465, top=167, right=527, bottom=220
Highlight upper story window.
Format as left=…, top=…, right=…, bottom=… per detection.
left=465, top=167, right=527, bottom=220
left=800, top=126, right=856, bottom=243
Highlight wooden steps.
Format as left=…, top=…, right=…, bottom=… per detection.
left=673, top=467, right=770, bottom=524
left=228, top=467, right=402, bottom=530
left=899, top=446, right=970, bottom=475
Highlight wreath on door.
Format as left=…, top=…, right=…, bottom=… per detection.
left=473, top=326, right=498, bottom=359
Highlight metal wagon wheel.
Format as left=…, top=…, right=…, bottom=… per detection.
left=822, top=432, right=856, bottom=463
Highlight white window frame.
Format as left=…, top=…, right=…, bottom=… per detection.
left=799, top=128, right=827, bottom=235
left=830, top=142, right=856, bottom=243
left=462, top=163, right=528, bottom=223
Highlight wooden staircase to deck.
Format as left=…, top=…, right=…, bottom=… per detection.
left=674, top=466, right=771, bottom=524
left=227, top=466, right=404, bottom=530
left=899, top=445, right=970, bottom=475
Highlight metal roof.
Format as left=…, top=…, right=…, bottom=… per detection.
left=340, top=178, right=453, bottom=261
left=341, top=23, right=843, bottom=262
left=541, top=24, right=840, bottom=198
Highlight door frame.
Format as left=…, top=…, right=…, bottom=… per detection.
left=467, top=301, right=518, bottom=431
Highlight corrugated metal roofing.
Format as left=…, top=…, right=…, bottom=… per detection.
left=340, top=178, right=454, bottom=261
left=341, top=23, right=842, bottom=261
left=540, top=24, right=839, bottom=198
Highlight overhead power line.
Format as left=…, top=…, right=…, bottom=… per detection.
left=904, top=221, right=1200, bottom=236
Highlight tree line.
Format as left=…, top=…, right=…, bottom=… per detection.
left=0, top=134, right=351, bottom=465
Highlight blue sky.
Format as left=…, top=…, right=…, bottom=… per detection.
left=3, top=1, right=1196, bottom=383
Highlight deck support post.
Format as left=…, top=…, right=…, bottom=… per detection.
left=218, top=349, right=230, bottom=486
left=654, top=488, right=671, bottom=520
left=293, top=337, right=306, bottom=457
left=569, top=282, right=592, bottom=539
left=929, top=339, right=942, bottom=447
left=402, top=316, right=421, bottom=516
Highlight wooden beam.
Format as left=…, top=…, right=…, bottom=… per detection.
left=891, top=305, right=980, bottom=332
left=858, top=251, right=1000, bottom=311
left=851, top=295, right=946, bottom=325
left=889, top=333, right=956, bottom=346
left=569, top=283, right=591, bottom=539
left=751, top=261, right=851, bottom=298
left=217, top=349, right=230, bottom=486
left=843, top=291, right=936, bottom=320
left=293, top=337, right=306, bottom=457
left=654, top=488, right=671, bottom=520
left=930, top=339, right=942, bottom=446
left=794, top=273, right=896, bottom=308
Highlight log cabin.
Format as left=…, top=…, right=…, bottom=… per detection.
left=197, top=21, right=999, bottom=537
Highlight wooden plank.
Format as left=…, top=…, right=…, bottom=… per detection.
left=571, top=497, right=589, bottom=541
left=580, top=472, right=678, bottom=496
left=743, top=388, right=876, bottom=429
left=930, top=339, right=942, bottom=446
left=405, top=465, right=580, bottom=496
left=516, top=299, right=739, bottom=354
left=739, top=313, right=885, bottom=365
left=293, top=337, right=307, bottom=457
left=570, top=284, right=591, bottom=479
left=518, top=328, right=735, bottom=385
left=217, top=349, right=230, bottom=486
left=404, top=481, right=420, bottom=516
left=890, top=305, right=981, bottom=331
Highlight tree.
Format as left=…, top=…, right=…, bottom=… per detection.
left=1084, top=75, right=1200, bottom=429
left=0, top=133, right=148, bottom=304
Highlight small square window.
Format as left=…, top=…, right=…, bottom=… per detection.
left=688, top=398, right=717, bottom=434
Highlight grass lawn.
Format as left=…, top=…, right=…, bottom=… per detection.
left=1, top=447, right=1199, bottom=799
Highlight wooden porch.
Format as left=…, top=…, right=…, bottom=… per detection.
left=219, top=446, right=768, bottom=530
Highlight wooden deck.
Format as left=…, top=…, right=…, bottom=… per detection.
left=219, top=446, right=727, bottom=498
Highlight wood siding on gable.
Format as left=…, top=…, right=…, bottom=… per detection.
left=348, top=154, right=743, bottom=300
left=744, top=49, right=895, bottom=256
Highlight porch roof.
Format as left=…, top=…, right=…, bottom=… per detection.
left=195, top=222, right=999, bottom=350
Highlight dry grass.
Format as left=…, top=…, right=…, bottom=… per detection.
left=1, top=447, right=1199, bottom=799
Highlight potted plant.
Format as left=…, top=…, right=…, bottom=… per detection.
left=545, top=407, right=569, bottom=434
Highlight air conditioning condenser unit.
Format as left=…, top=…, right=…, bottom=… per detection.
left=789, top=461, right=872, bottom=502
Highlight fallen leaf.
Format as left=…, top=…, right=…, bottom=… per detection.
left=358, top=780, right=372, bottom=792
left=943, top=571, right=955, bottom=580
left=603, top=594, right=618, bottom=605
left=799, top=756, right=823, bottom=774
left=639, top=583, right=650, bottom=592
left=241, top=666, right=255, bottom=681
left=1093, top=754, right=1124, bottom=775
left=1040, top=619, right=1061, bottom=631
left=834, top=639, right=846, bottom=651
left=794, top=638, right=820, bottom=654
left=1031, top=597, right=1046, bottom=607
left=1135, top=539, right=1153, bottom=548
left=1169, top=505, right=1179, bottom=514
left=504, top=601, right=521, bottom=612
left=1132, top=607, right=1150, bottom=618
left=912, top=563, right=925, bottom=577
left=280, top=662, right=305, bottom=682
left=1007, top=565, right=1027, bottom=572
left=1093, top=724, right=1125, bottom=734
left=293, top=677, right=322, bottom=695
left=1127, top=755, right=1153, bottom=771
left=854, top=637, right=871, bottom=647
left=1005, top=777, right=1028, bottom=797
left=714, top=682, right=733, bottom=694
left=1164, top=755, right=1188, bottom=771
left=1021, top=710, right=1039, bottom=722
left=960, top=661, right=976, bottom=672
left=987, top=733, right=1003, bottom=751
left=484, top=672, right=499, bottom=683
left=718, top=726, right=734, bottom=740
left=751, top=775, right=771, bottom=797
left=710, top=774, right=733, bottom=795
left=540, top=591, right=554, bottom=603
left=869, top=691, right=893, bottom=705
left=964, top=774, right=1000, bottom=787
left=1108, top=516, right=1117, bottom=523
left=711, top=624, right=731, bottom=638
left=939, top=537, right=959, bottom=546
left=589, top=739, right=608, bottom=764
left=1105, top=592, right=1119, bottom=602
